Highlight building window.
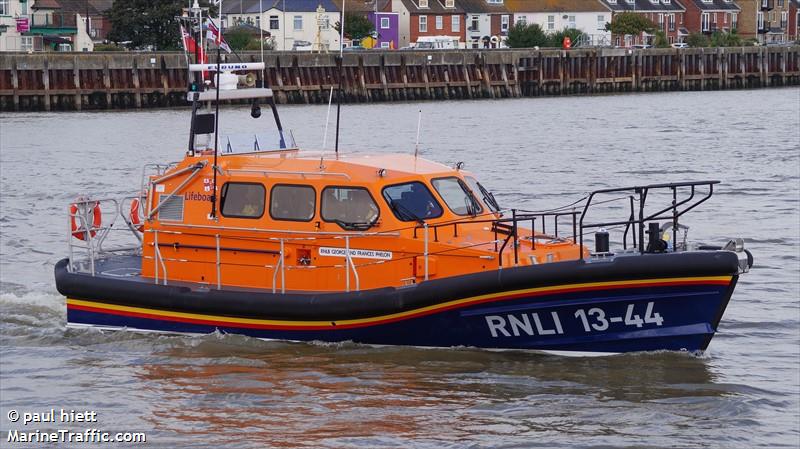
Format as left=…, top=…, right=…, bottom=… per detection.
left=20, top=36, right=33, bottom=51
left=658, top=13, right=664, bottom=29
left=470, top=15, right=479, bottom=30
left=517, top=15, right=527, bottom=25
left=778, top=0, right=783, bottom=6
left=501, top=14, right=509, bottom=31
left=663, top=0, right=670, bottom=4
left=781, top=11, right=788, bottom=28
left=20, top=0, right=27, bottom=15
left=436, top=15, right=443, bottom=29
left=547, top=15, right=555, bottom=30
left=445, top=0, right=455, bottom=7
left=381, top=17, right=390, bottom=28
left=625, top=0, right=634, bottom=4
left=597, top=15, right=605, bottom=30
left=221, top=183, right=266, bottom=219
left=256, top=15, right=261, bottom=29
left=757, top=11, right=764, bottom=29
left=320, top=15, right=330, bottom=29
left=270, top=15, right=279, bottom=29
left=293, top=15, right=303, bottom=30
left=769, top=11, right=774, bottom=22
left=732, top=12, right=738, bottom=29
left=270, top=185, right=316, bottom=222
left=0, top=0, right=8, bottom=15
left=487, top=0, right=503, bottom=3
left=724, top=12, right=727, bottom=24
left=701, top=12, right=710, bottom=31
left=321, top=187, right=380, bottom=228
left=419, top=0, right=428, bottom=8
left=568, top=15, right=576, bottom=28
left=419, top=15, right=427, bottom=32
left=452, top=14, right=459, bottom=32
left=668, top=14, right=675, bottom=31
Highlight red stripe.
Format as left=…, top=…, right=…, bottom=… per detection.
left=69, top=279, right=731, bottom=331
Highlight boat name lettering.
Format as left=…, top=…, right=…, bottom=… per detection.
left=184, top=192, right=213, bottom=202
left=486, top=302, right=665, bottom=338
left=318, top=247, right=393, bottom=260
left=485, top=312, right=564, bottom=337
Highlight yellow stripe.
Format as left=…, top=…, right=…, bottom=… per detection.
left=67, top=275, right=732, bottom=327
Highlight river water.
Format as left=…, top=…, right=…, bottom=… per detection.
left=1, top=89, right=799, bottom=448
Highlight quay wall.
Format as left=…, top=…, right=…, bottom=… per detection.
left=1, top=47, right=799, bottom=111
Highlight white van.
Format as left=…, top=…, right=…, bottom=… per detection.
left=414, top=36, right=461, bottom=50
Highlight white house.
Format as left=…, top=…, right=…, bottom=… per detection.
left=0, top=0, right=30, bottom=51
left=222, top=0, right=341, bottom=51
left=506, top=0, right=612, bottom=45
left=459, top=0, right=512, bottom=48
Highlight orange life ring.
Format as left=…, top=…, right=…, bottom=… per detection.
left=70, top=201, right=102, bottom=241
left=130, top=197, right=144, bottom=232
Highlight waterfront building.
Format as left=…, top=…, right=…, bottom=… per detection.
left=680, top=0, right=740, bottom=38
left=506, top=0, right=612, bottom=45
left=331, top=0, right=399, bottom=49
left=0, top=0, right=28, bottom=51
left=596, top=0, right=686, bottom=45
left=222, top=0, right=342, bottom=51
left=1, top=0, right=100, bottom=52
left=458, top=0, right=512, bottom=48
left=735, top=0, right=792, bottom=43
left=391, top=0, right=466, bottom=48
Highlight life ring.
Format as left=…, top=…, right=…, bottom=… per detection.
left=70, top=201, right=102, bottom=241
left=130, top=197, right=144, bottom=232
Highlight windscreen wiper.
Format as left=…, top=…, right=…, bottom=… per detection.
left=390, top=200, right=425, bottom=224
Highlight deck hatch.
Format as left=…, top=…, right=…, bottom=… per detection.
left=158, top=195, right=184, bottom=222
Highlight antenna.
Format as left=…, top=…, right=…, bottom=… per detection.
left=210, top=0, right=222, bottom=219
left=334, top=0, right=345, bottom=156
left=320, top=86, right=334, bottom=169
left=414, top=109, right=422, bottom=158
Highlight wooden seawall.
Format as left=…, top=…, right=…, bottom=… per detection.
left=1, top=46, right=798, bottom=111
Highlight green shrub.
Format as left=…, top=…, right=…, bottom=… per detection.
left=505, top=23, right=549, bottom=48
left=94, top=43, right=125, bottom=51
left=686, top=32, right=710, bottom=48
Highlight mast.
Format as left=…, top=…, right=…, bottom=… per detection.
left=334, top=0, right=345, bottom=156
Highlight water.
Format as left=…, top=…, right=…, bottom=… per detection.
left=1, top=89, right=799, bottom=448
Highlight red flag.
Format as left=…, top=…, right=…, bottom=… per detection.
left=205, top=20, right=232, bottom=53
left=180, top=23, right=207, bottom=64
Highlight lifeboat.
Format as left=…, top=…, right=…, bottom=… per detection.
left=54, top=19, right=752, bottom=355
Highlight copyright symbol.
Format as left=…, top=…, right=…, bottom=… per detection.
left=7, top=410, right=19, bottom=422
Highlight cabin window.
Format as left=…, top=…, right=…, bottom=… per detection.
left=382, top=182, right=443, bottom=221
left=322, top=187, right=380, bottom=229
left=465, top=176, right=500, bottom=213
left=270, top=184, right=316, bottom=221
left=432, top=177, right=483, bottom=216
left=220, top=182, right=266, bottom=219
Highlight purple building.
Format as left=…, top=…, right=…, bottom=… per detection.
left=368, top=11, right=400, bottom=49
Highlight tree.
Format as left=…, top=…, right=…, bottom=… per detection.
left=710, top=30, right=742, bottom=47
left=224, top=29, right=253, bottom=51
left=686, top=32, right=710, bottom=48
left=547, top=28, right=587, bottom=47
left=334, top=13, right=375, bottom=41
left=505, top=23, right=549, bottom=48
left=654, top=30, right=669, bottom=48
left=604, top=12, right=656, bottom=36
left=108, top=0, right=216, bottom=51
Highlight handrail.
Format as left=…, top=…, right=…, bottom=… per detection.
left=147, top=162, right=206, bottom=219
left=579, top=180, right=719, bottom=255
left=226, top=168, right=351, bottom=180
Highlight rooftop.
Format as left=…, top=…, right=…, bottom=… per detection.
left=506, top=0, right=611, bottom=12
left=597, top=0, right=686, bottom=12
left=222, top=0, right=341, bottom=14
left=683, top=0, right=739, bottom=11
left=398, top=0, right=466, bottom=14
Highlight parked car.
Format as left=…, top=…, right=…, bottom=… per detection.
left=631, top=44, right=653, bottom=49
left=671, top=42, right=689, bottom=49
left=292, top=40, right=313, bottom=51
